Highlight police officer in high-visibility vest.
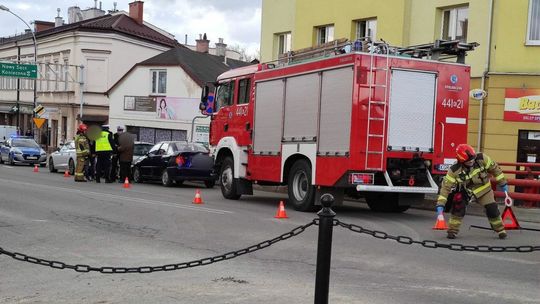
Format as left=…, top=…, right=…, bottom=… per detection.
left=94, top=125, right=116, bottom=183
left=74, top=124, right=90, bottom=182
left=436, top=144, right=508, bottom=239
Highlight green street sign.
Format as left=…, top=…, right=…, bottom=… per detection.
left=0, top=62, right=38, bottom=79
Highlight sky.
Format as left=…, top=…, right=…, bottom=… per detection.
left=0, top=0, right=262, bottom=56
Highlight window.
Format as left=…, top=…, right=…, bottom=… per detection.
left=527, top=0, right=540, bottom=44
left=442, top=6, right=468, bottom=42
left=276, top=32, right=292, bottom=56
left=214, top=81, right=235, bottom=112
left=238, top=79, right=251, bottom=104
left=148, top=143, right=162, bottom=156
left=316, top=25, right=335, bottom=45
left=355, top=19, right=377, bottom=41
left=151, top=70, right=167, bottom=94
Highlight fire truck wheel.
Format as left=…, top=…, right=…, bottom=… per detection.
left=220, top=157, right=241, bottom=200
left=288, top=160, right=316, bottom=212
left=365, top=192, right=410, bottom=213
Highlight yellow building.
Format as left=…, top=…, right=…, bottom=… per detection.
left=260, top=0, right=540, bottom=164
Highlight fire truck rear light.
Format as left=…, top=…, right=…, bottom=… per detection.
left=350, top=173, right=374, bottom=185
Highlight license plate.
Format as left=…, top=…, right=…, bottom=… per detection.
left=27, top=156, right=38, bottom=160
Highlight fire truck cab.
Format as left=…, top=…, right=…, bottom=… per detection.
left=201, top=40, right=476, bottom=212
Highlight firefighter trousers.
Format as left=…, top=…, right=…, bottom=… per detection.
left=448, top=190, right=505, bottom=236
left=75, top=156, right=87, bottom=182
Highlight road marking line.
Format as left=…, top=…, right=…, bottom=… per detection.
left=0, top=178, right=232, bottom=215
left=3, top=166, right=14, bottom=169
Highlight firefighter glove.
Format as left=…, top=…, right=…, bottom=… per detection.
left=436, top=206, right=444, bottom=214
left=501, top=184, right=509, bottom=193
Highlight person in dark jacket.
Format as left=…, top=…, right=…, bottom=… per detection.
left=116, top=125, right=134, bottom=182
left=109, top=127, right=121, bottom=181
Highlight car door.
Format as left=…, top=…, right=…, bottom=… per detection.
left=139, top=143, right=162, bottom=178
left=150, top=142, right=169, bottom=177
left=56, top=144, right=69, bottom=169
left=210, top=80, right=235, bottom=145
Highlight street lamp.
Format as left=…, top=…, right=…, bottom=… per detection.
left=0, top=5, right=38, bottom=135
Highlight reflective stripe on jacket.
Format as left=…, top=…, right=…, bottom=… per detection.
left=75, top=134, right=90, bottom=157
left=95, top=131, right=113, bottom=152
left=437, top=153, right=506, bottom=206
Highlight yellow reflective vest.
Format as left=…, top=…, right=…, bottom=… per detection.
left=437, top=153, right=506, bottom=206
left=95, top=131, right=113, bottom=152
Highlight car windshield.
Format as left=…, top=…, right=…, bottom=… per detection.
left=12, top=139, right=39, bottom=148
left=171, top=142, right=208, bottom=153
left=134, top=144, right=153, bottom=156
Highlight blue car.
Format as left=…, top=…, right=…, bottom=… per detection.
left=0, top=136, right=47, bottom=166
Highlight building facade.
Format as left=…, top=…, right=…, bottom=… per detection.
left=107, top=47, right=251, bottom=145
left=260, top=0, right=540, bottom=163
left=0, top=1, right=177, bottom=148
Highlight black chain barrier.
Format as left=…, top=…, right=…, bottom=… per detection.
left=0, top=220, right=316, bottom=274
left=335, top=219, right=540, bottom=253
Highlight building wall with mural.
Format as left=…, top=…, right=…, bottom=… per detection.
left=260, top=0, right=540, bottom=163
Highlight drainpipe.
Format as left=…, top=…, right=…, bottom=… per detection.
left=478, top=0, right=494, bottom=152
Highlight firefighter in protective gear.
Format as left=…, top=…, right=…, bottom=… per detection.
left=74, top=124, right=90, bottom=182
left=436, top=144, right=508, bottom=239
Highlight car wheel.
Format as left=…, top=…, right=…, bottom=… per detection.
left=133, top=167, right=143, bottom=183
left=204, top=180, right=215, bottom=188
left=161, top=169, right=173, bottom=187
left=68, top=159, right=75, bottom=175
left=48, top=158, right=57, bottom=172
left=288, top=159, right=316, bottom=212
left=0, top=155, right=4, bottom=164
left=220, top=157, right=241, bottom=200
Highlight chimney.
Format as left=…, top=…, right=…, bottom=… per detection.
left=34, top=20, right=55, bottom=32
left=68, top=6, right=82, bottom=23
left=129, top=1, right=144, bottom=25
left=55, top=8, right=64, bottom=27
left=196, top=33, right=210, bottom=53
left=215, top=38, right=227, bottom=57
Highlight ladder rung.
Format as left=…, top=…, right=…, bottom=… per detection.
left=369, top=117, right=384, bottom=121
left=369, top=101, right=386, bottom=105
left=372, top=67, right=388, bottom=71
left=368, top=134, right=384, bottom=138
left=367, top=151, right=384, bottom=154
left=360, top=84, right=387, bottom=88
left=366, top=167, right=384, bottom=170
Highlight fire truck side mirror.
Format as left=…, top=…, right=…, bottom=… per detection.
left=201, top=85, right=210, bottom=103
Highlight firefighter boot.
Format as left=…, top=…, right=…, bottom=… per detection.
left=447, top=215, right=463, bottom=239
left=485, top=203, right=507, bottom=239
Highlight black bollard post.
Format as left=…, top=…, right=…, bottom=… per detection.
left=314, top=193, right=336, bottom=304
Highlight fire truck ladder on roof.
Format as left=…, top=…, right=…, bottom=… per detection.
left=364, top=43, right=390, bottom=171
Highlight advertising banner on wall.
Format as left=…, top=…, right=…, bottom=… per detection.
left=155, top=97, right=201, bottom=121
left=124, top=96, right=156, bottom=112
left=504, top=89, right=540, bottom=123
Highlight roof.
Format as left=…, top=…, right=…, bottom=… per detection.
left=107, top=47, right=252, bottom=94
left=0, top=14, right=179, bottom=48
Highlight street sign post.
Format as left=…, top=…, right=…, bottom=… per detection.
left=0, top=62, right=37, bottom=79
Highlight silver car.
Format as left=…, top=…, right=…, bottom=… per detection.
left=47, top=141, right=76, bottom=175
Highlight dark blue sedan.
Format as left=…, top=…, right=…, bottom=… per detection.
left=0, top=136, right=47, bottom=166
left=132, top=141, right=217, bottom=187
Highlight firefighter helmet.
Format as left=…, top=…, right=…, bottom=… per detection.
left=77, top=124, right=88, bottom=133
left=456, top=144, right=476, bottom=163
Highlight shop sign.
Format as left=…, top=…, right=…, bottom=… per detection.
left=194, top=125, right=209, bottom=144
left=124, top=96, right=156, bottom=112
left=504, top=89, right=540, bottom=123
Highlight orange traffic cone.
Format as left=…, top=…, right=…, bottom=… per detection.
left=192, top=189, right=204, bottom=204
left=123, top=177, right=131, bottom=189
left=274, top=201, right=289, bottom=219
left=64, top=170, right=70, bottom=177
left=33, top=165, right=39, bottom=173
left=432, top=212, right=448, bottom=230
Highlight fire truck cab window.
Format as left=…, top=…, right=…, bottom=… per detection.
left=238, top=79, right=250, bottom=104
left=215, top=81, right=235, bottom=112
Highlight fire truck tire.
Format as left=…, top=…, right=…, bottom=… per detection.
left=365, top=192, right=410, bottom=213
left=220, top=157, right=241, bottom=200
left=288, top=160, right=316, bottom=212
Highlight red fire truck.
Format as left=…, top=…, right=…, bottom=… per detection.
left=200, top=40, right=477, bottom=212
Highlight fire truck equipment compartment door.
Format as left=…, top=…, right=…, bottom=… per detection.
left=283, top=73, right=319, bottom=142
left=318, top=67, right=354, bottom=155
left=388, top=70, right=436, bottom=152
left=253, top=79, right=284, bottom=154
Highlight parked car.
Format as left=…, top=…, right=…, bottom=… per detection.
left=132, top=141, right=217, bottom=187
left=133, top=141, right=153, bottom=163
left=0, top=136, right=47, bottom=166
left=47, top=141, right=76, bottom=174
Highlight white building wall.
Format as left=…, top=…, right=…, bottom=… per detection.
left=108, top=65, right=210, bottom=142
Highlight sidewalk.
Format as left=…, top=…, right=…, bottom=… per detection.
left=254, top=185, right=540, bottom=224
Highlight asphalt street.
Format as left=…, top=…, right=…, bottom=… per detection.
left=0, top=164, right=539, bottom=304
